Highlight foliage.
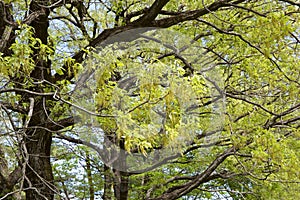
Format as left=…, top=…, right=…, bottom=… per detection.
left=0, top=0, right=299, bottom=200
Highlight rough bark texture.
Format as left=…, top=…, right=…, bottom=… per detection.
left=23, top=1, right=54, bottom=199
left=24, top=101, right=55, bottom=200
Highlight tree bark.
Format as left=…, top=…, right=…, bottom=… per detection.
left=113, top=170, right=129, bottom=200
left=103, top=165, right=114, bottom=200
left=23, top=1, right=54, bottom=199
left=113, top=139, right=129, bottom=200
left=0, top=1, right=15, bottom=56
left=24, top=100, right=55, bottom=200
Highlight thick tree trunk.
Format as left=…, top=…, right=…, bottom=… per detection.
left=113, top=170, right=129, bottom=200
left=24, top=100, right=55, bottom=200
left=103, top=166, right=129, bottom=200
left=23, top=1, right=53, bottom=199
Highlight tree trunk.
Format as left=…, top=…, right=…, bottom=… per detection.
left=113, top=139, right=129, bottom=200
left=103, top=165, right=114, bottom=200
left=23, top=1, right=53, bottom=199
left=113, top=170, right=129, bottom=200
left=24, top=100, right=54, bottom=200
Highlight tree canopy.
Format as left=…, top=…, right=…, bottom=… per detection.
left=0, top=0, right=299, bottom=199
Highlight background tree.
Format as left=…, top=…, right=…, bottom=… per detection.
left=0, top=0, right=299, bottom=200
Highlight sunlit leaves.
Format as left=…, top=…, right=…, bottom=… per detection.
left=1, top=0, right=299, bottom=199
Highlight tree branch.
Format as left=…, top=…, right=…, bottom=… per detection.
left=54, top=0, right=245, bottom=82
left=148, top=147, right=235, bottom=200
left=278, top=0, right=300, bottom=7
left=133, top=0, right=171, bottom=25
left=149, top=0, right=245, bottom=27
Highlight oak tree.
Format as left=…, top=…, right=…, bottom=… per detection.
left=0, top=0, right=299, bottom=199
